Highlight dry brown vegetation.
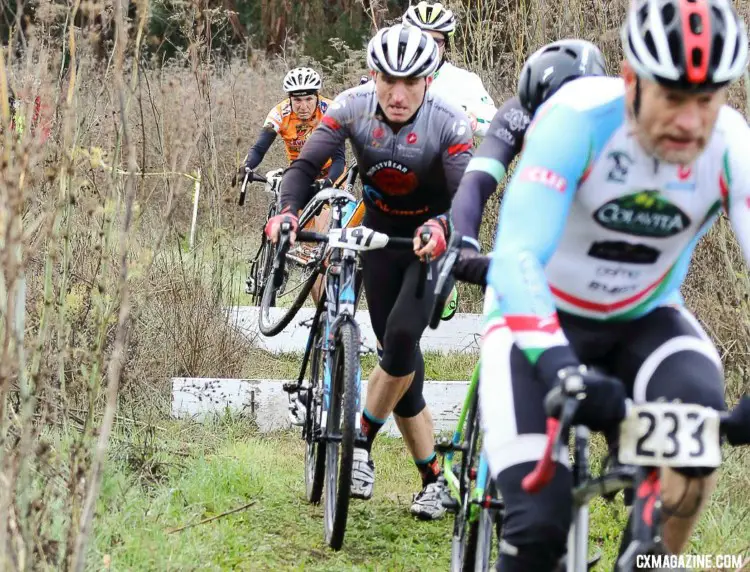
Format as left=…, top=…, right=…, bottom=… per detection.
left=0, top=0, right=748, bottom=568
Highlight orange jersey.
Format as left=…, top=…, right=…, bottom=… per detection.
left=263, top=97, right=333, bottom=173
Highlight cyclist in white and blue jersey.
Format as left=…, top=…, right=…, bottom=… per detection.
left=478, top=0, right=750, bottom=570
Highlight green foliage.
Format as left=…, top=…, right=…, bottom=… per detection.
left=91, top=422, right=750, bottom=569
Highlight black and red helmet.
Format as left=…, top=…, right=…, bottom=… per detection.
left=622, top=0, right=748, bottom=90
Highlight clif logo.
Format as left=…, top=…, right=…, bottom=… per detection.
left=520, top=166, right=567, bottom=192
left=373, top=127, right=385, bottom=139
left=406, top=132, right=418, bottom=144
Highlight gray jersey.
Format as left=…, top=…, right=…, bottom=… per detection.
left=280, top=83, right=474, bottom=230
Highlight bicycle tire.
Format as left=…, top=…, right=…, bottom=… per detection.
left=304, top=321, right=326, bottom=504
left=252, top=236, right=275, bottom=306
left=323, top=320, right=359, bottom=550
left=474, top=475, right=502, bottom=572
left=251, top=201, right=278, bottom=304
left=451, top=387, right=482, bottom=572
left=258, top=260, right=321, bottom=337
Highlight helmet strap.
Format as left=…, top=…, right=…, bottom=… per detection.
left=633, top=76, right=641, bottom=119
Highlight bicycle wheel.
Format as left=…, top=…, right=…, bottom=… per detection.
left=323, top=320, right=359, bottom=550
left=474, top=474, right=502, bottom=572
left=304, top=321, right=326, bottom=503
left=451, top=389, right=482, bottom=572
left=251, top=235, right=275, bottom=306
left=258, top=257, right=321, bottom=337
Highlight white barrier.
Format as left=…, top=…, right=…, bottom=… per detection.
left=227, top=306, right=483, bottom=354
left=172, top=377, right=470, bottom=437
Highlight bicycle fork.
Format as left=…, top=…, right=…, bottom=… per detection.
left=567, top=426, right=592, bottom=572
left=436, top=361, right=481, bottom=509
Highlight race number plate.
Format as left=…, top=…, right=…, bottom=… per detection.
left=328, top=226, right=389, bottom=251
left=618, top=402, right=721, bottom=468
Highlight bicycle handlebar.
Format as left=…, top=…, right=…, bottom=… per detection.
left=429, top=233, right=462, bottom=329
left=522, top=387, right=750, bottom=494
left=237, top=169, right=270, bottom=206
left=521, top=382, right=581, bottom=493
left=272, top=226, right=431, bottom=301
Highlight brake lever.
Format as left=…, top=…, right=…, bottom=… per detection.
left=416, top=231, right=431, bottom=300
left=238, top=170, right=251, bottom=206
left=272, top=223, right=292, bottom=289
left=428, top=234, right=463, bottom=329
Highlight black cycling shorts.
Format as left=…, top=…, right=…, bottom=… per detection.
left=478, top=305, right=725, bottom=567
left=360, top=216, right=439, bottom=378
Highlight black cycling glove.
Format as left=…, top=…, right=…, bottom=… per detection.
left=544, top=365, right=627, bottom=432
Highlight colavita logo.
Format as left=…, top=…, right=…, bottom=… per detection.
left=593, top=191, right=691, bottom=238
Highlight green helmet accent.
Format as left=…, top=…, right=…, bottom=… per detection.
left=403, top=2, right=456, bottom=38
left=441, top=285, right=458, bottom=321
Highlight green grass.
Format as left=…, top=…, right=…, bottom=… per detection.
left=92, top=420, right=451, bottom=571
left=91, top=418, right=750, bottom=571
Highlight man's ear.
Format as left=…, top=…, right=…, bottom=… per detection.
left=621, top=59, right=636, bottom=88
left=621, top=59, right=639, bottom=115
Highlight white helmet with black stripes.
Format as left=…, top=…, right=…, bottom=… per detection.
left=282, top=67, right=322, bottom=95
left=402, top=2, right=456, bottom=37
left=366, top=24, right=440, bottom=79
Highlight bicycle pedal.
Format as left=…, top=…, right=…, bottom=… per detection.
left=441, top=496, right=459, bottom=512
left=282, top=382, right=301, bottom=393
left=434, top=437, right=454, bottom=453
left=299, top=317, right=314, bottom=328
left=244, top=277, right=255, bottom=295
left=474, top=497, right=504, bottom=510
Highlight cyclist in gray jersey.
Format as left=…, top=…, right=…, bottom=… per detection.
left=266, top=24, right=474, bottom=520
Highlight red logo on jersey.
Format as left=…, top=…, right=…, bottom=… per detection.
left=448, top=141, right=472, bottom=156
left=373, top=127, right=385, bottom=139
left=520, top=166, right=567, bottom=193
left=406, top=132, right=418, bottom=144
left=677, top=165, right=691, bottom=180
left=322, top=116, right=340, bottom=130
left=366, top=160, right=418, bottom=196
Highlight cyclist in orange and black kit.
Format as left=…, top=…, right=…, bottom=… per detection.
left=241, top=67, right=346, bottom=185
left=240, top=67, right=347, bottom=297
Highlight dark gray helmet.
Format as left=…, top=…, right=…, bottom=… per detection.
left=518, top=39, right=607, bottom=114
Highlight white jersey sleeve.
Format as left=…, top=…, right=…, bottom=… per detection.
left=431, top=62, right=497, bottom=138
left=723, top=107, right=750, bottom=268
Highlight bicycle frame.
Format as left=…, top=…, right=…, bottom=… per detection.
left=318, top=195, right=364, bottom=434
left=442, top=362, right=484, bottom=507
left=567, top=425, right=593, bottom=572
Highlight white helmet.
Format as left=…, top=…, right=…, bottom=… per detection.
left=403, top=2, right=456, bottom=37
left=621, top=0, right=748, bottom=90
left=282, top=67, right=322, bottom=95
left=366, top=24, right=440, bottom=78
